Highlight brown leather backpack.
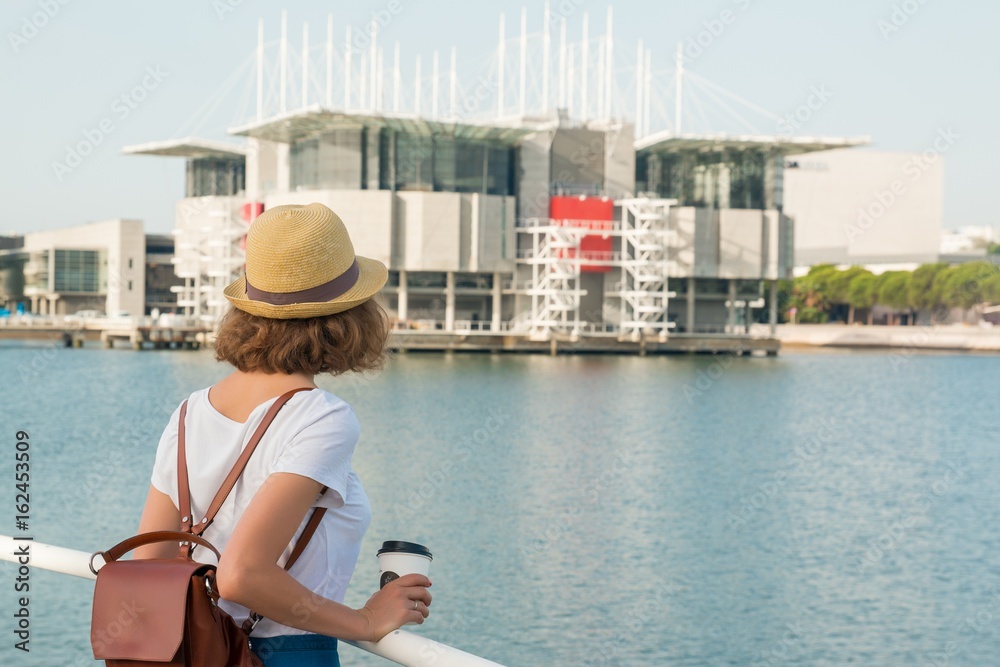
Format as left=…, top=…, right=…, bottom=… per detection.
left=90, top=388, right=325, bottom=666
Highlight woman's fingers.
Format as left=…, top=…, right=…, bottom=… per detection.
left=362, top=576, right=433, bottom=640
left=392, top=573, right=432, bottom=588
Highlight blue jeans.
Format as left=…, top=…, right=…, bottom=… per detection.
left=250, top=633, right=340, bottom=667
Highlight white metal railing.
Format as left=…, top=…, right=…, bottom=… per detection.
left=0, top=535, right=505, bottom=667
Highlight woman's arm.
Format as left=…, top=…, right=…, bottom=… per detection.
left=216, top=471, right=432, bottom=642
left=133, top=484, right=182, bottom=559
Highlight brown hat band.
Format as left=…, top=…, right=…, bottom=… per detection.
left=245, top=259, right=360, bottom=306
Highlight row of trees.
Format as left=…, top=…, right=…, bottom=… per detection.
left=782, top=261, right=1000, bottom=324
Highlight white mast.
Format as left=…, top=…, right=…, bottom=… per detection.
left=256, top=18, right=263, bottom=120
left=542, top=1, right=550, bottom=111
left=567, top=43, right=574, bottom=118
left=597, top=38, right=604, bottom=122
left=449, top=46, right=457, bottom=119
left=344, top=26, right=352, bottom=109
left=369, top=18, right=378, bottom=110
left=497, top=13, right=505, bottom=117
left=377, top=47, right=384, bottom=111
left=605, top=6, right=613, bottom=119
left=432, top=49, right=439, bottom=119
left=393, top=42, right=401, bottom=113
left=301, top=22, right=309, bottom=108
left=279, top=10, right=287, bottom=113
left=558, top=18, right=566, bottom=109
left=519, top=7, right=527, bottom=117
left=644, top=48, right=651, bottom=137
left=358, top=54, right=369, bottom=111
left=414, top=55, right=421, bottom=115
left=675, top=42, right=683, bottom=133
left=325, top=15, right=333, bottom=107
left=634, top=38, right=643, bottom=137
left=581, top=11, right=588, bottom=120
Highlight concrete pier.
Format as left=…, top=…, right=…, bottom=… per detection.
left=0, top=319, right=781, bottom=355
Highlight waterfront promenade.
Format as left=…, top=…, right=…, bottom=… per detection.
left=769, top=323, right=1000, bottom=352
left=0, top=316, right=781, bottom=355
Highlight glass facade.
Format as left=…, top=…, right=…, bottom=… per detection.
left=640, top=148, right=783, bottom=210
left=290, top=129, right=367, bottom=190
left=290, top=129, right=515, bottom=196
left=53, top=249, right=105, bottom=293
left=186, top=159, right=245, bottom=197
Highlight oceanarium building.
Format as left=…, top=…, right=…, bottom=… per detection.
left=125, top=10, right=867, bottom=341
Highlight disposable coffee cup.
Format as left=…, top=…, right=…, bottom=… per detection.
left=377, top=541, right=432, bottom=589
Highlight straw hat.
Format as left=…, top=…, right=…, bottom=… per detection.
left=223, top=203, right=387, bottom=319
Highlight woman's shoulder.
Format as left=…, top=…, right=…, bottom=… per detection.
left=287, top=388, right=359, bottom=429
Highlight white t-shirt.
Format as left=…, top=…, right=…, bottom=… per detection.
left=150, top=386, right=372, bottom=638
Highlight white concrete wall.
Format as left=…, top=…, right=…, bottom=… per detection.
left=783, top=148, right=944, bottom=267
left=23, top=219, right=145, bottom=315
left=266, top=190, right=394, bottom=266
left=718, top=209, right=763, bottom=279
left=670, top=207, right=697, bottom=277
left=517, top=130, right=554, bottom=220
left=395, top=192, right=462, bottom=271
left=693, top=209, right=720, bottom=278
left=467, top=193, right=515, bottom=273
left=603, top=122, right=636, bottom=199
left=762, top=210, right=780, bottom=280
left=246, top=138, right=280, bottom=199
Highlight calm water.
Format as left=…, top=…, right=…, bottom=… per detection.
left=0, top=344, right=998, bottom=666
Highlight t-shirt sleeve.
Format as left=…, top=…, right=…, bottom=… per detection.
left=271, top=401, right=360, bottom=509
left=150, top=404, right=182, bottom=504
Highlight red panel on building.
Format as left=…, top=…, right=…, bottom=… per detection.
left=549, top=195, right=613, bottom=272
left=241, top=202, right=265, bottom=223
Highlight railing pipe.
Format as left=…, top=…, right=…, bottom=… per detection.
left=0, top=535, right=506, bottom=667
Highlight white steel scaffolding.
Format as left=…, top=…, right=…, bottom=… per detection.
left=516, top=221, right=590, bottom=338
left=514, top=196, right=677, bottom=340
left=170, top=199, right=247, bottom=324
left=613, top=197, right=677, bottom=338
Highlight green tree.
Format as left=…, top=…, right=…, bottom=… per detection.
left=828, top=266, right=869, bottom=323
left=984, top=273, right=1000, bottom=305
left=939, top=261, right=1000, bottom=313
left=987, top=242, right=1000, bottom=256
left=790, top=264, right=838, bottom=320
left=848, top=271, right=877, bottom=325
left=908, top=262, right=948, bottom=322
left=876, top=271, right=912, bottom=325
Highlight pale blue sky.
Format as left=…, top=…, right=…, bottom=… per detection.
left=3, top=0, right=996, bottom=234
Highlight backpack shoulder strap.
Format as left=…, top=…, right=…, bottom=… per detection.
left=177, top=387, right=313, bottom=537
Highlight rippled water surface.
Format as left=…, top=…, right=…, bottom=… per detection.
left=0, top=344, right=997, bottom=666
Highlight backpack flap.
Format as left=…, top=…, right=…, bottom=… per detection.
left=91, top=558, right=212, bottom=661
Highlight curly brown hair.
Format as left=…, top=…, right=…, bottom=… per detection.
left=214, top=299, right=390, bottom=375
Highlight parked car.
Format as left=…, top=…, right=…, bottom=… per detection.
left=65, top=310, right=105, bottom=325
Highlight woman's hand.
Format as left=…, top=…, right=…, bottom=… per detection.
left=357, top=574, right=433, bottom=642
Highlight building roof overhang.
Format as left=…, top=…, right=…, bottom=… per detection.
left=227, top=106, right=548, bottom=145
left=635, top=131, right=871, bottom=156
left=121, top=138, right=247, bottom=160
